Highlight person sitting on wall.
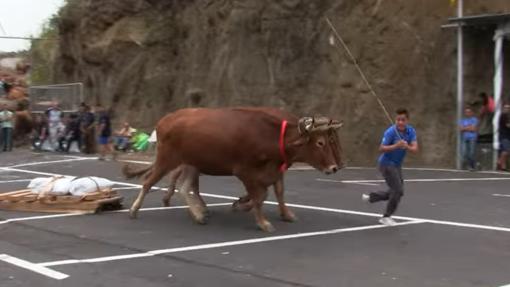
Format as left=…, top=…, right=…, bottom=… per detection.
left=113, top=121, right=137, bottom=151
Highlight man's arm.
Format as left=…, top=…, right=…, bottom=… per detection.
left=406, top=140, right=419, bottom=153
left=379, top=140, right=407, bottom=153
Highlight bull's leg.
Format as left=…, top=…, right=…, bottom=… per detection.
left=232, top=179, right=295, bottom=222
left=130, top=166, right=168, bottom=219
left=162, top=167, right=182, bottom=207
left=274, top=179, right=297, bottom=222
left=232, top=195, right=253, bottom=212
left=191, top=174, right=209, bottom=217
left=242, top=181, right=273, bottom=232
left=178, top=168, right=207, bottom=224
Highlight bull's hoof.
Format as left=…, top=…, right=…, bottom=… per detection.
left=232, top=200, right=253, bottom=212
left=162, top=199, right=170, bottom=207
left=257, top=221, right=275, bottom=233
left=231, top=200, right=241, bottom=212
left=129, top=209, right=138, bottom=219
left=281, top=211, right=298, bottom=222
left=189, top=210, right=208, bottom=225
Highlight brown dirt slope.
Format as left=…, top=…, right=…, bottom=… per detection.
left=53, top=0, right=510, bottom=167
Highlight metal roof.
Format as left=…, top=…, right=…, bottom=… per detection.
left=448, top=13, right=510, bottom=27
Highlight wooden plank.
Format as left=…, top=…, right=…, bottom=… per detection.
left=81, top=190, right=117, bottom=201
left=10, top=191, right=34, bottom=198
left=0, top=201, right=100, bottom=213
left=0, top=189, right=33, bottom=199
left=0, top=188, right=123, bottom=213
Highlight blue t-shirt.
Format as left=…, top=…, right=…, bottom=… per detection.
left=98, top=112, right=112, bottom=137
left=378, top=125, right=417, bottom=167
left=460, top=117, right=478, bottom=140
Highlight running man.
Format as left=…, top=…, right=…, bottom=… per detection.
left=362, top=108, right=419, bottom=226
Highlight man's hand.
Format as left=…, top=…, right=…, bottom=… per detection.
left=396, top=140, right=408, bottom=149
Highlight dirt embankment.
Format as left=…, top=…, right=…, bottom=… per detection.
left=53, top=0, right=510, bottom=167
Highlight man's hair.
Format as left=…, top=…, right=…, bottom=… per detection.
left=395, top=108, right=409, bottom=118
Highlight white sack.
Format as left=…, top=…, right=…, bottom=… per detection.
left=69, top=177, right=114, bottom=196
left=28, top=177, right=53, bottom=194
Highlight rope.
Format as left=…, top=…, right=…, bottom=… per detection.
left=325, top=17, right=394, bottom=126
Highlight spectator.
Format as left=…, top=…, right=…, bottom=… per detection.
left=0, top=79, right=5, bottom=96
left=477, top=92, right=495, bottom=142
left=31, top=113, right=48, bottom=151
left=114, top=121, right=137, bottom=151
left=64, top=113, right=81, bottom=153
left=459, top=106, right=478, bottom=171
left=79, top=103, right=96, bottom=154
left=56, top=115, right=68, bottom=152
left=0, top=103, right=14, bottom=151
left=497, top=104, right=510, bottom=171
left=96, top=105, right=114, bottom=160
left=45, top=101, right=63, bottom=151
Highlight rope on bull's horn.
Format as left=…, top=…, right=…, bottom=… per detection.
left=324, top=16, right=394, bottom=126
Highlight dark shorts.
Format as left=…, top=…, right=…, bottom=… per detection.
left=98, top=136, right=110, bottom=145
left=501, top=139, right=510, bottom=152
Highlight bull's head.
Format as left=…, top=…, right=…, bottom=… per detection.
left=291, top=116, right=344, bottom=174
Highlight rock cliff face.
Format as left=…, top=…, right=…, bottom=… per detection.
left=53, top=0, right=510, bottom=166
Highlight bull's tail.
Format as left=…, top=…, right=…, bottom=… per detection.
left=122, top=164, right=153, bottom=179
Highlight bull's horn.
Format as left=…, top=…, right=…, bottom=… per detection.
left=330, top=121, right=344, bottom=129
left=297, top=117, right=314, bottom=134
left=312, top=120, right=344, bottom=131
left=313, top=116, right=330, bottom=126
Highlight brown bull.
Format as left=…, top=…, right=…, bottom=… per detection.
left=159, top=107, right=343, bottom=222
left=124, top=107, right=343, bottom=232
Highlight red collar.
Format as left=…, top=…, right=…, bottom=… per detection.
left=279, top=120, right=288, bottom=172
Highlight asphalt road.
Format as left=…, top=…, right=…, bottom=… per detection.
left=1, top=150, right=510, bottom=287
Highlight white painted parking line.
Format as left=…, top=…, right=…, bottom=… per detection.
left=0, top=203, right=233, bottom=225
left=117, top=162, right=510, bottom=175
left=347, top=182, right=379, bottom=186
left=0, top=179, right=32, bottom=184
left=118, top=159, right=316, bottom=171
left=38, top=220, right=425, bottom=267
left=112, top=187, right=139, bottom=191
left=5, top=166, right=510, bottom=233
left=6, top=158, right=94, bottom=168
left=112, top=202, right=232, bottom=213
left=0, top=213, right=88, bottom=225
left=317, top=177, right=510, bottom=184
left=493, top=194, right=510, bottom=198
left=0, top=254, right=69, bottom=280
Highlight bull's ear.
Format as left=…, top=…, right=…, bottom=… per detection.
left=289, top=136, right=309, bottom=147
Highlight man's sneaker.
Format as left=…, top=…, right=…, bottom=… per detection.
left=379, top=217, right=397, bottom=226
left=361, top=194, right=370, bottom=203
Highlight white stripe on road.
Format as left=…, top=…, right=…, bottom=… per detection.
left=317, top=177, right=510, bottom=184
left=0, top=179, right=32, bottom=184
left=38, top=220, right=425, bottom=267
left=0, top=254, right=68, bottom=280
left=347, top=182, right=380, bottom=186
left=111, top=202, right=232, bottom=213
left=118, top=159, right=316, bottom=171
left=493, top=194, right=510, bottom=198
left=5, top=158, right=94, bottom=168
left=111, top=187, right=139, bottom=191
left=5, top=166, right=510, bottom=233
left=0, top=203, right=233, bottom=225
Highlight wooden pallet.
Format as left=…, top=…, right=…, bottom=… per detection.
left=0, top=188, right=123, bottom=213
